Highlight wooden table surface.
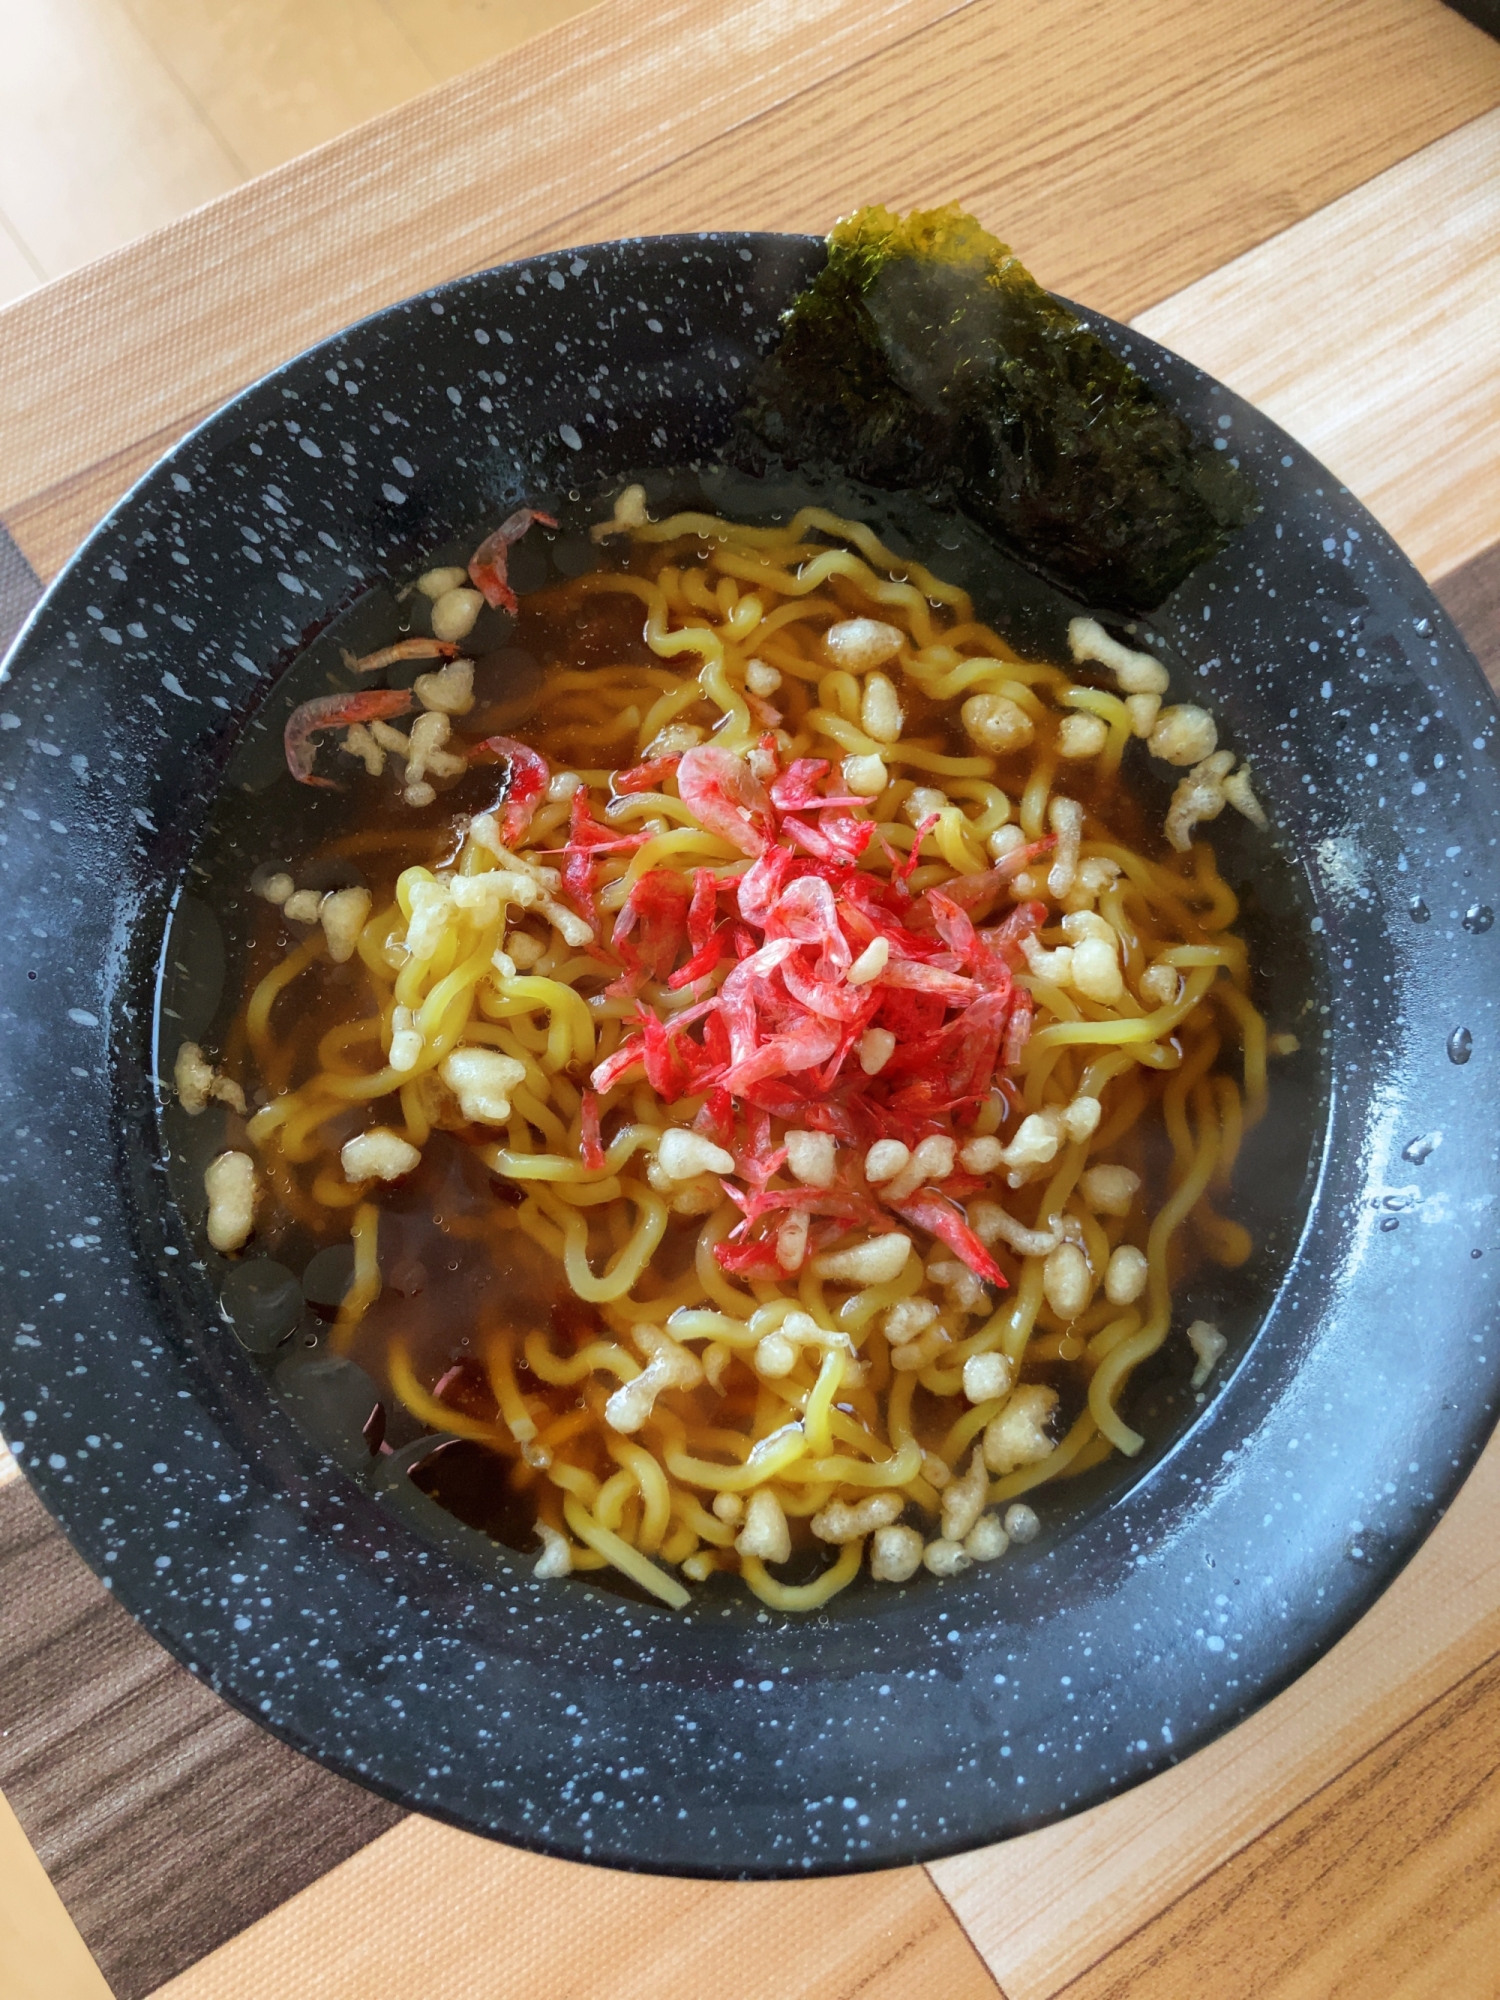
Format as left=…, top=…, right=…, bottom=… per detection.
left=2, top=2, right=1499, bottom=1995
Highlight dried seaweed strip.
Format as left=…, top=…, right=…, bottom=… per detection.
left=734, top=204, right=1257, bottom=612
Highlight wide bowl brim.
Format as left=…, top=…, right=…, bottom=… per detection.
left=1, top=232, right=1498, bottom=1874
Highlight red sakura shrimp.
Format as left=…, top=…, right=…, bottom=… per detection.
left=284, top=687, right=413, bottom=788
left=613, top=752, right=682, bottom=795
left=675, top=745, right=774, bottom=857
left=890, top=1188, right=1007, bottom=1286
left=467, top=508, right=558, bottom=614
left=471, top=735, right=549, bottom=846
left=342, top=639, right=461, bottom=675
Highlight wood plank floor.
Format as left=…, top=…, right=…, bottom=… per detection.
left=0, top=0, right=604, bottom=303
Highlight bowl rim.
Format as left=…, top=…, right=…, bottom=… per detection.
left=2, top=228, right=1499, bottom=1876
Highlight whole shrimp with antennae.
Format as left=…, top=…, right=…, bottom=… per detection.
left=468, top=508, right=558, bottom=613
left=341, top=639, right=460, bottom=675
left=285, top=688, right=413, bottom=788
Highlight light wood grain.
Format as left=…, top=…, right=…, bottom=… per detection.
left=494, top=0, right=1500, bottom=325
left=0, top=0, right=973, bottom=534
left=4, top=0, right=1499, bottom=582
left=1055, top=1647, right=1500, bottom=2000
left=0, top=1475, right=401, bottom=2000
left=0, top=216, right=43, bottom=312
left=114, top=0, right=441, bottom=179
left=379, top=0, right=605, bottom=80
left=0, top=1789, right=114, bottom=2000
left=0, top=0, right=240, bottom=281
left=0, top=0, right=607, bottom=295
left=1135, top=108, right=1500, bottom=586
left=930, top=1428, right=1500, bottom=2000
left=146, top=1815, right=1003, bottom=2000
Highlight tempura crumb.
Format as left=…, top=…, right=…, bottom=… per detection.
left=282, top=889, right=324, bottom=925
left=784, top=1129, right=837, bottom=1188
left=174, top=1041, right=246, bottom=1116
left=860, top=672, right=904, bottom=744
left=968, top=1198, right=1060, bottom=1258
left=1080, top=1163, right=1141, bottom=1215
left=1105, top=1244, right=1149, bottom=1305
left=1188, top=1319, right=1227, bottom=1388
left=506, top=931, right=547, bottom=970
left=413, top=657, right=476, bottom=714
left=987, top=823, right=1026, bottom=859
left=842, top=752, right=888, bottom=797
left=533, top=1523, right=573, bottom=1579
left=735, top=1488, right=791, bottom=1564
left=941, top=1451, right=989, bottom=1542
left=823, top=617, right=903, bottom=672
left=1166, top=750, right=1236, bottom=851
left=429, top=589, right=483, bottom=645
left=811, top=1492, right=903, bottom=1543
left=1068, top=617, right=1170, bottom=695
left=591, top=483, right=649, bottom=541
left=440, top=1047, right=527, bottom=1124
left=605, top=1326, right=702, bottom=1433
left=1058, top=711, right=1109, bottom=759
left=256, top=870, right=295, bottom=906
left=341, top=1127, right=421, bottom=1182
left=922, top=1536, right=971, bottom=1577
left=880, top=1133, right=956, bottom=1205
left=656, top=1128, right=736, bottom=1180
left=983, top=1385, right=1059, bottom=1475
left=1047, top=795, right=1084, bottom=899
left=1139, top=961, right=1180, bottom=1008
left=320, top=886, right=372, bottom=964
left=813, top=1232, right=911, bottom=1285
left=1043, top=1240, right=1093, bottom=1319
left=1222, top=761, right=1267, bottom=828
left=204, top=1150, right=257, bottom=1252
left=342, top=724, right=386, bottom=776
left=962, top=1350, right=1013, bottom=1404
left=1148, top=704, right=1218, bottom=767
left=846, top=935, right=890, bottom=985
left=965, top=1515, right=1009, bottom=1561
left=1124, top=692, right=1161, bottom=737
left=857, top=1028, right=896, bottom=1075
left=961, top=692, right=1034, bottom=754
left=871, top=1524, right=923, bottom=1582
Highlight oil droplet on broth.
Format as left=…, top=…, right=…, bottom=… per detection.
left=1462, top=904, right=1494, bottom=934
left=1447, top=1027, right=1474, bottom=1065
left=1409, top=899, right=1430, bottom=923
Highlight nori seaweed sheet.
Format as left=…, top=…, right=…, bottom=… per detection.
left=732, top=206, right=1257, bottom=613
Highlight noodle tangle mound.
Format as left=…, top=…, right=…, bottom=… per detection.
left=206, top=495, right=1275, bottom=1612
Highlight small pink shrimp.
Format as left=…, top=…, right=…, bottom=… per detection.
left=468, top=509, right=558, bottom=613
left=473, top=734, right=550, bottom=846
left=343, top=639, right=460, bottom=675
left=676, top=745, right=773, bottom=858
left=284, top=688, right=413, bottom=788
left=890, top=1188, right=1007, bottom=1288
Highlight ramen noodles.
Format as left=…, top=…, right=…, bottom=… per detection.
left=179, top=492, right=1278, bottom=1611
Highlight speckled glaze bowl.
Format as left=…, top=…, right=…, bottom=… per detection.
left=1, top=235, right=1498, bottom=1875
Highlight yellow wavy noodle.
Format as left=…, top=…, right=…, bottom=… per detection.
left=227, top=503, right=1277, bottom=1612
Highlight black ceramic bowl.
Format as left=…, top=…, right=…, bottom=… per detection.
left=2, top=235, right=1498, bottom=1876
